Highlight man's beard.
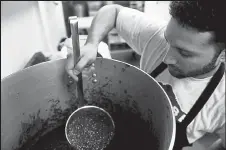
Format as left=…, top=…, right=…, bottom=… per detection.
left=168, top=54, right=219, bottom=79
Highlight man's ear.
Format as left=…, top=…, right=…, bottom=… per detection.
left=219, top=49, right=225, bottom=63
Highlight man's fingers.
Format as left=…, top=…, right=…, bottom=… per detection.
left=66, top=53, right=74, bottom=70
left=67, top=70, right=78, bottom=82
left=67, top=66, right=95, bottom=82
left=67, top=61, right=96, bottom=82
left=66, top=52, right=79, bottom=82
left=75, top=56, right=90, bottom=72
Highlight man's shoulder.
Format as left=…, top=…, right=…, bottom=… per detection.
left=116, top=7, right=168, bottom=56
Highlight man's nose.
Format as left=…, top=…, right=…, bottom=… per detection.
left=163, top=48, right=177, bottom=65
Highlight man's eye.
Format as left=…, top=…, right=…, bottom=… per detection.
left=178, top=49, right=193, bottom=58
left=180, top=52, right=191, bottom=58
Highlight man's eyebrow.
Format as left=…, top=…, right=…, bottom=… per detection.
left=163, top=32, right=198, bottom=55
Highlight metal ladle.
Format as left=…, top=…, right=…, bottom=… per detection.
left=65, top=16, right=115, bottom=150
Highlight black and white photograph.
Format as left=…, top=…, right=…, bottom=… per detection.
left=1, top=1, right=225, bottom=150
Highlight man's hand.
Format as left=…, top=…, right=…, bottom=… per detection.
left=63, top=38, right=98, bottom=81
left=207, top=139, right=225, bottom=150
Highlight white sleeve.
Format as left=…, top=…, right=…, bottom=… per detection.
left=209, top=95, right=225, bottom=148
left=210, top=95, right=225, bottom=131
left=116, top=7, right=168, bottom=55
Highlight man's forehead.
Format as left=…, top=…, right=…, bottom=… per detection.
left=165, top=18, right=214, bottom=46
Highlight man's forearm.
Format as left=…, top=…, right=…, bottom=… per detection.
left=85, top=4, right=123, bottom=47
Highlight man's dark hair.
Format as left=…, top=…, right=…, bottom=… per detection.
left=169, top=1, right=226, bottom=49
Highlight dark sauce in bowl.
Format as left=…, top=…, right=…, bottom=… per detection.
left=20, top=97, right=159, bottom=150
left=20, top=110, right=158, bottom=149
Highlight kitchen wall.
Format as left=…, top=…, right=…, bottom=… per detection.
left=1, top=1, right=170, bottom=79
left=1, top=1, right=66, bottom=79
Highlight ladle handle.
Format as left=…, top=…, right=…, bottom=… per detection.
left=69, top=16, right=85, bottom=106
left=69, top=16, right=80, bottom=65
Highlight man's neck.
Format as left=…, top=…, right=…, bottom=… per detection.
left=194, top=63, right=222, bottom=79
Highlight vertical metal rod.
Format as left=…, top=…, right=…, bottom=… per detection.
left=69, top=16, right=85, bottom=106
left=69, top=16, right=80, bottom=65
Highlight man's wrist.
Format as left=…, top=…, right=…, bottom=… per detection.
left=85, top=39, right=99, bottom=48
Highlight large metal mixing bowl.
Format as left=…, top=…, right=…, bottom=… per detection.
left=1, top=58, right=176, bottom=150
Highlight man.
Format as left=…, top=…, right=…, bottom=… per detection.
left=64, top=1, right=225, bottom=150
